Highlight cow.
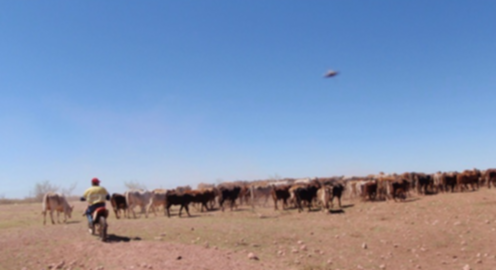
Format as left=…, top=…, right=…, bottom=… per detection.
left=442, top=172, right=458, bottom=192
left=329, top=183, right=344, bottom=208
left=125, top=190, right=152, bottom=218
left=294, top=181, right=321, bottom=212
left=110, top=193, right=127, bottom=219
left=360, top=180, right=378, bottom=201
left=316, top=186, right=331, bottom=211
left=246, top=185, right=272, bottom=207
left=485, top=169, right=496, bottom=189
left=218, top=186, right=241, bottom=212
left=271, top=185, right=291, bottom=210
left=42, top=193, right=74, bottom=225
left=146, top=189, right=168, bottom=217
left=457, top=169, right=481, bottom=192
left=164, top=190, right=192, bottom=218
left=390, top=179, right=409, bottom=201
left=432, top=172, right=444, bottom=193
left=414, top=173, right=433, bottom=195
left=186, top=189, right=215, bottom=212
left=238, top=185, right=251, bottom=206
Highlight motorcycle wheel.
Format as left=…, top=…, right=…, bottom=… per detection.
left=98, top=217, right=107, bottom=242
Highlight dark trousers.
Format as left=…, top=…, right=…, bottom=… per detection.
left=85, top=202, right=105, bottom=226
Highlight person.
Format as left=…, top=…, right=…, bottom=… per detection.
left=80, top=177, right=110, bottom=232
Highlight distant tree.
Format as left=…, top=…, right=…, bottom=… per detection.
left=60, top=182, right=77, bottom=197
left=268, top=173, right=282, bottom=181
left=124, top=180, right=146, bottom=190
left=31, top=180, right=59, bottom=202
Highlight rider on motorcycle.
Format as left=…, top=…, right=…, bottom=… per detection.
left=80, top=177, right=110, bottom=233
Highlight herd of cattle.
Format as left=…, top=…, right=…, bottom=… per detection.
left=41, top=168, right=496, bottom=224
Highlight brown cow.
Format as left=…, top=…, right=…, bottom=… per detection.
left=485, top=169, right=496, bottom=188
left=42, top=193, right=74, bottom=225
left=457, top=169, right=481, bottom=192
left=390, top=179, right=409, bottom=201
left=360, top=180, right=378, bottom=201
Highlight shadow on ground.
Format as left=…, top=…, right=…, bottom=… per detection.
left=105, top=234, right=142, bottom=243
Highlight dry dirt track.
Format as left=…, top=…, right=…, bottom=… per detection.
left=2, top=188, right=496, bottom=270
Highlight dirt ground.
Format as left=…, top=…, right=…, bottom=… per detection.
left=1, top=188, right=496, bottom=270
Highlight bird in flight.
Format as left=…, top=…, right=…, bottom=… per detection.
left=324, top=70, right=339, bottom=78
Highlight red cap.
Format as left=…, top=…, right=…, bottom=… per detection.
left=91, top=178, right=100, bottom=184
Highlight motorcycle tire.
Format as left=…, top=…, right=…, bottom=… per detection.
left=98, top=217, right=107, bottom=242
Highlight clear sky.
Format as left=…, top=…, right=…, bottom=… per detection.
left=1, top=1, right=495, bottom=198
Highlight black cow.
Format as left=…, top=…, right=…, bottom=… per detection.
left=415, top=173, right=433, bottom=194
left=218, top=186, right=241, bottom=212
left=442, top=172, right=458, bottom=192
left=329, top=183, right=344, bottom=208
left=271, top=185, right=291, bottom=210
left=164, top=191, right=192, bottom=218
left=294, top=183, right=320, bottom=212
left=110, top=193, right=127, bottom=219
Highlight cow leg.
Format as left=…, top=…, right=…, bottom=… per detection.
left=42, top=211, right=46, bottom=225
left=273, top=199, right=278, bottom=210
left=178, top=205, right=183, bottom=217
left=185, top=204, right=191, bottom=217
left=49, top=210, right=55, bottom=225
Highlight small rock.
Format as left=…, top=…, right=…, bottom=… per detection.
left=326, top=259, right=333, bottom=265
left=176, top=256, right=182, bottom=260
left=362, top=243, right=368, bottom=249
left=379, top=264, right=386, bottom=269
left=204, top=242, right=209, bottom=248
left=463, top=264, right=471, bottom=270
left=248, top=252, right=259, bottom=260
left=292, top=248, right=298, bottom=254
left=277, top=250, right=284, bottom=256
left=300, top=245, right=307, bottom=251
left=297, top=240, right=304, bottom=245
left=476, top=259, right=482, bottom=264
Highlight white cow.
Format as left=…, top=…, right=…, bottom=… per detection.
left=125, top=190, right=152, bottom=218
left=42, top=193, right=74, bottom=225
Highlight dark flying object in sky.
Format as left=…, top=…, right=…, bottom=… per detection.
left=324, top=70, right=339, bottom=78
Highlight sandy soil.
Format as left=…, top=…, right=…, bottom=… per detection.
left=1, top=188, right=496, bottom=270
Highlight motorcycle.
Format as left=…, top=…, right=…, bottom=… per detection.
left=90, top=206, right=109, bottom=242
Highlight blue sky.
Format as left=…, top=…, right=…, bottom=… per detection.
left=1, top=1, right=495, bottom=198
